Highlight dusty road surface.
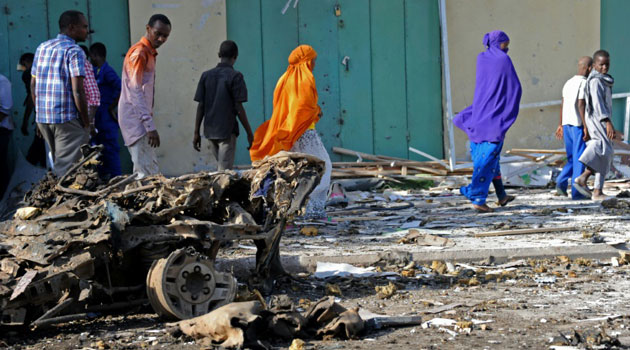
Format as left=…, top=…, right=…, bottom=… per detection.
left=4, top=183, right=630, bottom=349
left=2, top=254, right=630, bottom=349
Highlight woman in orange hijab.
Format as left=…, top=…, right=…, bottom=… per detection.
left=249, top=45, right=331, bottom=218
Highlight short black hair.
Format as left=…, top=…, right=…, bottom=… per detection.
left=593, top=50, right=610, bottom=61
left=90, top=42, right=107, bottom=58
left=79, top=45, right=89, bottom=57
left=19, top=52, right=34, bottom=65
left=148, top=14, right=171, bottom=27
left=219, top=40, right=238, bottom=58
left=59, top=10, right=85, bottom=31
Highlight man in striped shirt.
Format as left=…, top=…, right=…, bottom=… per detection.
left=31, top=10, right=91, bottom=177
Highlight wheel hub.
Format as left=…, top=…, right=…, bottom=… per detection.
left=146, top=247, right=237, bottom=320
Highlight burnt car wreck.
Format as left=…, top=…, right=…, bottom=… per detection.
left=0, top=146, right=324, bottom=327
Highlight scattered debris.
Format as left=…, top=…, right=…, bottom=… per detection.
left=0, top=148, right=325, bottom=327
left=374, top=282, right=397, bottom=299
left=398, top=229, right=455, bottom=247
left=474, top=226, right=576, bottom=237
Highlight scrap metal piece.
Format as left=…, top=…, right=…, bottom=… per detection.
left=168, top=301, right=264, bottom=349
left=147, top=247, right=237, bottom=320
left=10, top=270, right=37, bottom=301
left=0, top=308, right=27, bottom=326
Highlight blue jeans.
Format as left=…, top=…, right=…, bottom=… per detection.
left=556, top=125, right=586, bottom=199
left=461, top=141, right=507, bottom=205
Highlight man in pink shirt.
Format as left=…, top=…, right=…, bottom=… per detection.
left=118, top=14, right=171, bottom=178
left=80, top=45, right=100, bottom=132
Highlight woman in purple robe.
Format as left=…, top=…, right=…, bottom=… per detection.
left=454, top=30, right=522, bottom=213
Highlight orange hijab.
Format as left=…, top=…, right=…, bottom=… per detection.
left=249, top=45, right=321, bottom=161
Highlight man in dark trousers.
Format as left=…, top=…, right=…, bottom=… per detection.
left=18, top=52, right=46, bottom=168
left=90, top=42, right=122, bottom=178
left=193, top=40, right=253, bottom=171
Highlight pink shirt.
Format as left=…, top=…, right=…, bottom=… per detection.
left=84, top=60, right=100, bottom=107
left=118, top=37, right=157, bottom=146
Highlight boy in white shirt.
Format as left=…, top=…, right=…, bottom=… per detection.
left=555, top=56, right=592, bottom=199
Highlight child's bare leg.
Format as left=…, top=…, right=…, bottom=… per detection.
left=573, top=167, right=594, bottom=198
left=591, top=173, right=608, bottom=200
left=575, top=167, right=593, bottom=186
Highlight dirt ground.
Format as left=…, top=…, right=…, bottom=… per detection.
left=2, top=255, right=630, bottom=349
left=4, top=183, right=630, bottom=349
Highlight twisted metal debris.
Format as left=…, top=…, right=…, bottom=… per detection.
left=0, top=146, right=324, bottom=327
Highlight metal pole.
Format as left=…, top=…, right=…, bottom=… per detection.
left=624, top=96, right=630, bottom=143
left=439, top=0, right=455, bottom=172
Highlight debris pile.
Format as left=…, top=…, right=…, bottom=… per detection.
left=0, top=147, right=324, bottom=327
left=167, top=296, right=365, bottom=348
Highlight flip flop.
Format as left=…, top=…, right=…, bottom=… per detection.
left=498, top=195, right=516, bottom=207
left=573, top=182, right=592, bottom=199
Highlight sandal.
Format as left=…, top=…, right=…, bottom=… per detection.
left=498, top=195, right=516, bottom=207
left=472, top=204, right=494, bottom=213
left=573, top=182, right=592, bottom=199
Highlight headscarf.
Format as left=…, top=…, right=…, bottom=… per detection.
left=483, top=30, right=510, bottom=52
left=249, top=45, right=320, bottom=161
left=453, top=31, right=522, bottom=143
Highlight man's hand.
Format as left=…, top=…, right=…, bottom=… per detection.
left=583, top=128, right=590, bottom=142
left=148, top=130, right=160, bottom=148
left=555, top=125, right=563, bottom=140
left=247, top=132, right=254, bottom=150
left=193, top=133, right=201, bottom=152
left=606, top=121, right=615, bottom=140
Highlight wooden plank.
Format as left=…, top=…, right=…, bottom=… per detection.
left=370, top=0, right=408, bottom=158
left=508, top=148, right=565, bottom=155
left=505, top=151, right=540, bottom=161
left=405, top=0, right=443, bottom=160
left=227, top=0, right=264, bottom=165
left=409, top=146, right=449, bottom=169
left=338, top=0, right=374, bottom=158
left=332, top=146, right=408, bottom=162
left=474, top=227, right=577, bottom=238
left=298, top=0, right=341, bottom=160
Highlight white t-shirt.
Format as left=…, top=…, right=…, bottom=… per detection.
left=561, top=75, right=587, bottom=127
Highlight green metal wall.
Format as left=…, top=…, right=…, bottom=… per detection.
left=0, top=0, right=131, bottom=172
left=227, top=0, right=443, bottom=163
left=601, top=0, right=630, bottom=131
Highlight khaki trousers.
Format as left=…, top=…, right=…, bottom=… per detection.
left=38, top=118, right=89, bottom=177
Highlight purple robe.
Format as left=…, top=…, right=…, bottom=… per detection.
left=454, top=31, right=522, bottom=143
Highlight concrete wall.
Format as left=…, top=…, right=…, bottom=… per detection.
left=446, top=0, right=601, bottom=159
left=128, top=0, right=227, bottom=176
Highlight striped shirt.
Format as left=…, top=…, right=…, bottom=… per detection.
left=32, top=34, right=86, bottom=124
left=84, top=60, right=101, bottom=107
